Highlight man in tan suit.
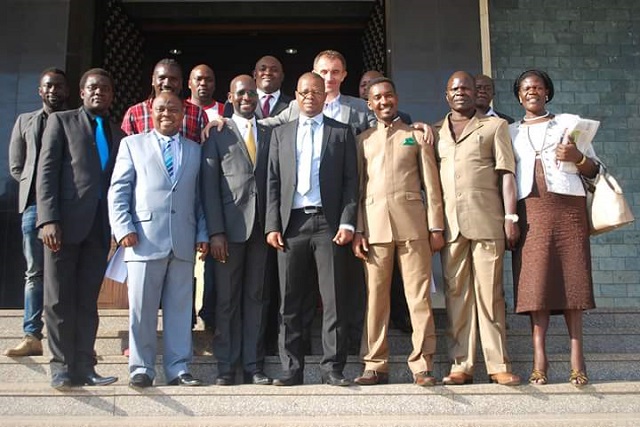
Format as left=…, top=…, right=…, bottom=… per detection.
left=352, top=77, right=444, bottom=386
left=434, top=71, right=520, bottom=386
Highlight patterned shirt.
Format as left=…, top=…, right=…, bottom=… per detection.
left=121, top=98, right=208, bottom=143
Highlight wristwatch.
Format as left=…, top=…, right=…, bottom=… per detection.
left=505, top=214, right=519, bottom=223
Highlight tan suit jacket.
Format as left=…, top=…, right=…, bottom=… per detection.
left=356, top=120, right=443, bottom=244
left=434, top=112, right=515, bottom=243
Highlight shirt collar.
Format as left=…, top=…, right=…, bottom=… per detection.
left=231, top=114, right=256, bottom=129
left=257, top=88, right=280, bottom=101
left=298, top=112, right=324, bottom=127
left=153, top=128, right=179, bottom=142
left=485, top=106, right=497, bottom=117
left=325, top=93, right=341, bottom=107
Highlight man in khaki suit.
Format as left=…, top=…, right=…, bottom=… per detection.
left=352, top=77, right=444, bottom=386
left=434, top=71, right=520, bottom=386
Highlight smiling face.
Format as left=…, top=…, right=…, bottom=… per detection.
left=151, top=92, right=184, bottom=136
left=518, top=75, right=549, bottom=116
left=445, top=72, right=476, bottom=114
left=39, top=72, right=69, bottom=112
left=152, top=64, right=182, bottom=97
left=367, top=81, right=398, bottom=124
left=80, top=74, right=113, bottom=115
left=295, top=73, right=326, bottom=117
left=253, top=56, right=284, bottom=94
left=228, top=75, right=258, bottom=119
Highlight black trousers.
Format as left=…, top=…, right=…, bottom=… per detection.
left=277, top=210, right=349, bottom=376
left=43, top=208, right=109, bottom=377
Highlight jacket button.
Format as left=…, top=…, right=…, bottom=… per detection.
left=171, top=210, right=175, bottom=214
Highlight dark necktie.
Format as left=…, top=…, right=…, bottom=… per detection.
left=95, top=116, right=109, bottom=170
left=261, top=94, right=272, bottom=117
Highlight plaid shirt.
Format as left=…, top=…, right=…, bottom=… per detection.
left=121, top=98, right=208, bottom=143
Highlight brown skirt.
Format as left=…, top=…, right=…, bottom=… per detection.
left=512, top=159, right=595, bottom=314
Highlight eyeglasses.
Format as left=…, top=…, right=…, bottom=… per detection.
left=296, top=90, right=324, bottom=98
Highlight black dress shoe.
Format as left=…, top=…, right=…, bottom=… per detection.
left=272, top=372, right=303, bottom=386
left=129, top=373, right=153, bottom=388
left=168, top=373, right=202, bottom=386
left=322, top=371, right=350, bottom=387
left=215, top=373, right=235, bottom=386
left=74, top=372, right=118, bottom=386
left=244, top=371, right=272, bottom=385
left=51, top=372, right=73, bottom=390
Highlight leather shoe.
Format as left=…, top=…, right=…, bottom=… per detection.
left=244, top=371, right=272, bottom=385
left=354, top=370, right=389, bottom=385
left=215, top=373, right=235, bottom=386
left=272, top=372, right=303, bottom=386
left=490, top=372, right=521, bottom=386
left=129, top=373, right=153, bottom=388
left=51, top=372, right=73, bottom=390
left=442, top=372, right=474, bottom=385
left=414, top=371, right=437, bottom=387
left=4, top=335, right=43, bottom=357
left=322, top=371, right=350, bottom=387
left=168, top=373, right=202, bottom=386
left=74, top=372, right=118, bottom=386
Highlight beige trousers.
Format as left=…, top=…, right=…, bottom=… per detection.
left=441, top=235, right=511, bottom=375
left=361, top=239, right=436, bottom=374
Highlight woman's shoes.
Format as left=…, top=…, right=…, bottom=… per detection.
left=569, top=369, right=589, bottom=387
left=528, top=369, right=548, bottom=385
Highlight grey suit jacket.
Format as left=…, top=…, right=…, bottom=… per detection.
left=265, top=116, right=358, bottom=235
left=36, top=107, right=123, bottom=245
left=9, top=108, right=48, bottom=213
left=259, top=94, right=375, bottom=135
left=108, top=132, right=208, bottom=263
left=201, top=119, right=271, bottom=243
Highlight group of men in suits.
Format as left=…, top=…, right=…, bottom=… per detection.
left=6, top=46, right=522, bottom=389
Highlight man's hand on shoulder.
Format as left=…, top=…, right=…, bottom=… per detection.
left=411, top=122, right=436, bottom=146
left=201, top=117, right=228, bottom=140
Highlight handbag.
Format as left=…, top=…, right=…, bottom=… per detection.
left=584, top=162, right=635, bottom=235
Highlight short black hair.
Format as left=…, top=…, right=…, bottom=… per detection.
left=367, top=77, right=396, bottom=97
left=39, top=67, right=67, bottom=82
left=513, top=69, right=554, bottom=102
left=79, top=68, right=113, bottom=89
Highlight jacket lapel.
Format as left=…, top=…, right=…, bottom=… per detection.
left=339, top=97, right=351, bottom=125
left=320, top=117, right=330, bottom=160
left=228, top=120, right=254, bottom=167
left=456, top=113, right=484, bottom=143
left=173, top=135, right=188, bottom=185
left=29, top=109, right=45, bottom=151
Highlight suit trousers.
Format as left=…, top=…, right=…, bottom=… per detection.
left=213, top=221, right=270, bottom=375
left=361, top=240, right=436, bottom=374
left=43, top=207, right=108, bottom=377
left=127, top=254, right=194, bottom=381
left=278, top=210, right=348, bottom=376
left=441, top=236, right=511, bottom=375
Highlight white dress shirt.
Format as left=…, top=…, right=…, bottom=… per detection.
left=231, top=114, right=258, bottom=144
left=293, top=113, right=323, bottom=209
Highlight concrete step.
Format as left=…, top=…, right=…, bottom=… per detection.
left=0, top=382, right=637, bottom=421
left=1, top=353, right=639, bottom=384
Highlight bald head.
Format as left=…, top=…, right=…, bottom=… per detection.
left=254, top=55, right=284, bottom=94
left=359, top=70, right=384, bottom=99
left=445, top=71, right=476, bottom=114
left=188, top=64, right=216, bottom=106
left=228, top=74, right=258, bottom=119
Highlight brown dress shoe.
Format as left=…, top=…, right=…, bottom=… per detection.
left=414, top=371, right=437, bottom=387
left=490, top=372, right=521, bottom=386
left=4, top=335, right=43, bottom=357
left=354, top=370, right=389, bottom=385
left=442, top=372, right=473, bottom=385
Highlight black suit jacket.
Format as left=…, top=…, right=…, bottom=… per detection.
left=201, top=118, right=271, bottom=242
left=265, top=116, right=358, bottom=235
left=223, top=92, right=294, bottom=119
left=36, top=107, right=124, bottom=245
left=9, top=108, right=48, bottom=213
left=495, top=110, right=515, bottom=124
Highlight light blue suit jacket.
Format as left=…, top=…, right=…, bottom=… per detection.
left=108, top=131, right=208, bottom=263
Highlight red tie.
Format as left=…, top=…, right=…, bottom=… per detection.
left=261, top=94, right=272, bottom=117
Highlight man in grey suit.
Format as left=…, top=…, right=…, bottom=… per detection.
left=37, top=68, right=121, bottom=389
left=266, top=72, right=358, bottom=386
left=201, top=75, right=273, bottom=386
left=108, top=92, right=209, bottom=388
left=6, top=68, right=69, bottom=357
left=260, top=50, right=375, bottom=135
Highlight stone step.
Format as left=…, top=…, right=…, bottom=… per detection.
left=1, top=353, right=638, bottom=384
left=0, top=382, right=637, bottom=421
left=2, top=326, right=638, bottom=358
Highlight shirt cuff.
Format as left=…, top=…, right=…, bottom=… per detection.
left=429, top=228, right=444, bottom=232
left=339, top=224, right=355, bottom=233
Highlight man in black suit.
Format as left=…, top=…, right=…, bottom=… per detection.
left=475, top=74, right=515, bottom=124
left=37, top=68, right=122, bottom=390
left=201, top=75, right=273, bottom=386
left=6, top=68, right=69, bottom=357
left=265, top=72, right=358, bottom=386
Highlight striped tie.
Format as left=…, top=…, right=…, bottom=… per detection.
left=163, top=136, right=174, bottom=180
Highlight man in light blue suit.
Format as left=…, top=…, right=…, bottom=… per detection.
left=108, top=92, right=209, bottom=388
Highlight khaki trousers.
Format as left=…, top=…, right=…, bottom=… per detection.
left=441, top=235, right=511, bottom=375
left=361, top=239, right=436, bottom=374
